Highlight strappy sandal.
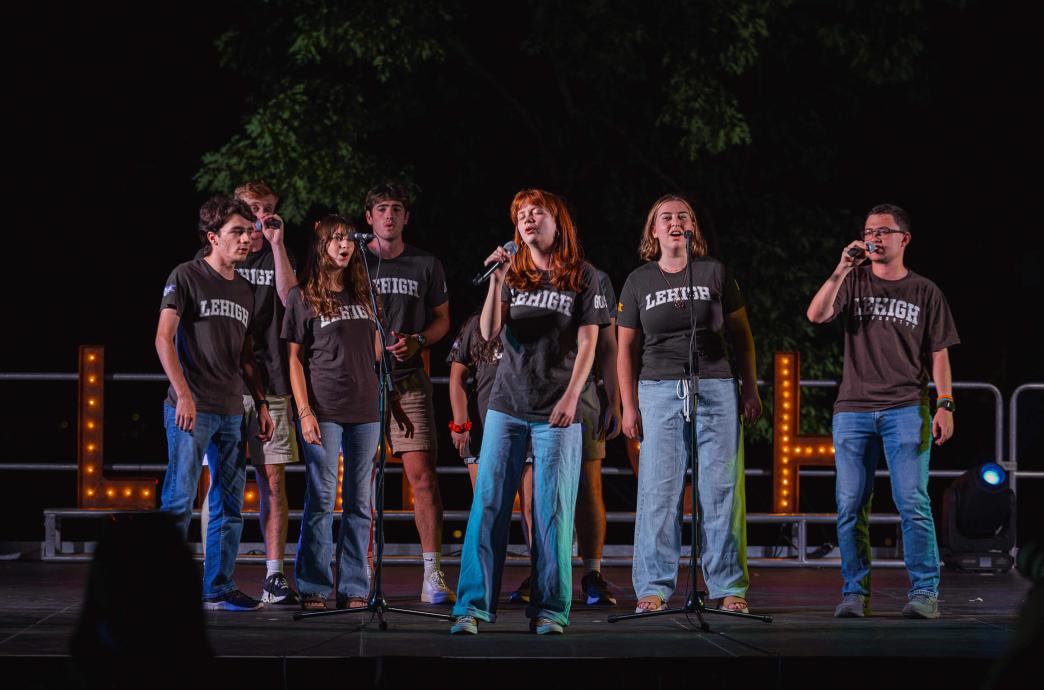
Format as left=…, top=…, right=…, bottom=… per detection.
left=722, top=596, right=749, bottom=613
left=634, top=595, right=665, bottom=613
left=300, top=593, right=327, bottom=611
left=336, top=595, right=369, bottom=610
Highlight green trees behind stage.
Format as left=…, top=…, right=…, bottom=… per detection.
left=196, top=0, right=951, bottom=440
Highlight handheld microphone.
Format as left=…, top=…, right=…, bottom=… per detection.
left=846, top=241, right=877, bottom=260
left=348, top=231, right=376, bottom=242
left=472, top=241, right=518, bottom=285
left=254, top=218, right=283, bottom=231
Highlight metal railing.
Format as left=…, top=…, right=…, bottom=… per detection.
left=4, top=371, right=1040, bottom=565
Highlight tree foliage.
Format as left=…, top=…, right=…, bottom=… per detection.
left=196, top=0, right=944, bottom=441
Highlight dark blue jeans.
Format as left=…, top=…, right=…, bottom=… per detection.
left=161, top=404, right=246, bottom=598
left=833, top=403, right=939, bottom=599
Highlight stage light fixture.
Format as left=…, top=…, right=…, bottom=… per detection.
left=941, top=461, right=1015, bottom=573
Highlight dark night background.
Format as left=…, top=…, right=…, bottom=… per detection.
left=2, top=1, right=1040, bottom=544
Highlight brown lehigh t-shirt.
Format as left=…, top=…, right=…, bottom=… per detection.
left=364, top=244, right=448, bottom=384
left=830, top=266, right=959, bottom=413
left=196, top=241, right=296, bottom=396
left=617, top=258, right=744, bottom=381
left=160, top=259, right=254, bottom=415
left=281, top=286, right=379, bottom=424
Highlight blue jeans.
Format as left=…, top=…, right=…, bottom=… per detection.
left=295, top=421, right=379, bottom=599
left=833, top=403, right=939, bottom=599
left=161, top=404, right=246, bottom=598
left=454, top=409, right=582, bottom=626
left=632, top=378, right=748, bottom=602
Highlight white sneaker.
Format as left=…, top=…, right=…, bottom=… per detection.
left=421, top=568, right=456, bottom=604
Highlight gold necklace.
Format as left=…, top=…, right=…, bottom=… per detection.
left=657, top=263, right=687, bottom=310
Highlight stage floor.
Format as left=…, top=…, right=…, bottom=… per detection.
left=0, top=562, right=1030, bottom=688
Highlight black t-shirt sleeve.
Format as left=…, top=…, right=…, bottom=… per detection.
left=722, top=268, right=744, bottom=314
left=426, top=258, right=449, bottom=308
left=446, top=319, right=475, bottom=366
left=617, top=273, right=641, bottom=329
left=160, top=266, right=188, bottom=316
left=578, top=266, right=611, bottom=327
left=281, top=288, right=307, bottom=344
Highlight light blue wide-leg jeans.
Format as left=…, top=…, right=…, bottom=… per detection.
left=631, top=378, right=748, bottom=602
left=454, top=409, right=582, bottom=625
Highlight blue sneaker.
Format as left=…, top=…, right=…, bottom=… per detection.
left=580, top=570, right=617, bottom=606
left=450, top=615, right=478, bottom=635
left=509, top=576, right=531, bottom=604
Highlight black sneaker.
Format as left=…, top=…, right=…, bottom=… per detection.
left=509, top=576, right=531, bottom=604
left=580, top=570, right=617, bottom=605
left=203, top=589, right=263, bottom=611
left=261, top=572, right=301, bottom=606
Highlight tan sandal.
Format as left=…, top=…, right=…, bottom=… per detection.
left=722, top=596, right=749, bottom=613
left=634, top=595, right=665, bottom=613
left=337, top=596, right=368, bottom=610
left=300, top=593, right=327, bottom=611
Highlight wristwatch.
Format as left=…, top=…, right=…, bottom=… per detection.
left=415, top=333, right=428, bottom=347
left=936, top=398, right=956, bottom=413
left=256, top=399, right=271, bottom=410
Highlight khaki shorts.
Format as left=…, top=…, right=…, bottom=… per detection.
left=579, top=381, right=606, bottom=461
left=242, top=394, right=299, bottom=466
left=388, top=371, right=437, bottom=456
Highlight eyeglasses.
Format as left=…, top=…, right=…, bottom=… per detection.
left=331, top=233, right=350, bottom=243
left=862, top=227, right=906, bottom=240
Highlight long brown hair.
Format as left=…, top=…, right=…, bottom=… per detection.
left=638, top=194, right=708, bottom=261
left=506, top=189, right=587, bottom=293
left=301, top=215, right=374, bottom=319
left=462, top=312, right=501, bottom=366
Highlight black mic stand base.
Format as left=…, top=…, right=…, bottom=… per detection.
left=292, top=594, right=454, bottom=629
left=607, top=589, right=773, bottom=628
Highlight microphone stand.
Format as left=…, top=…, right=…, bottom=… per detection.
left=294, top=236, right=453, bottom=629
left=609, top=232, right=772, bottom=629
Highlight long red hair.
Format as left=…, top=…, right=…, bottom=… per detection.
left=506, top=189, right=586, bottom=293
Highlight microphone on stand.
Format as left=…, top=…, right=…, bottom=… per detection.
left=471, top=241, right=518, bottom=285
left=348, top=231, right=376, bottom=242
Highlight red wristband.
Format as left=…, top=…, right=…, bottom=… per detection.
left=448, top=420, right=472, bottom=433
